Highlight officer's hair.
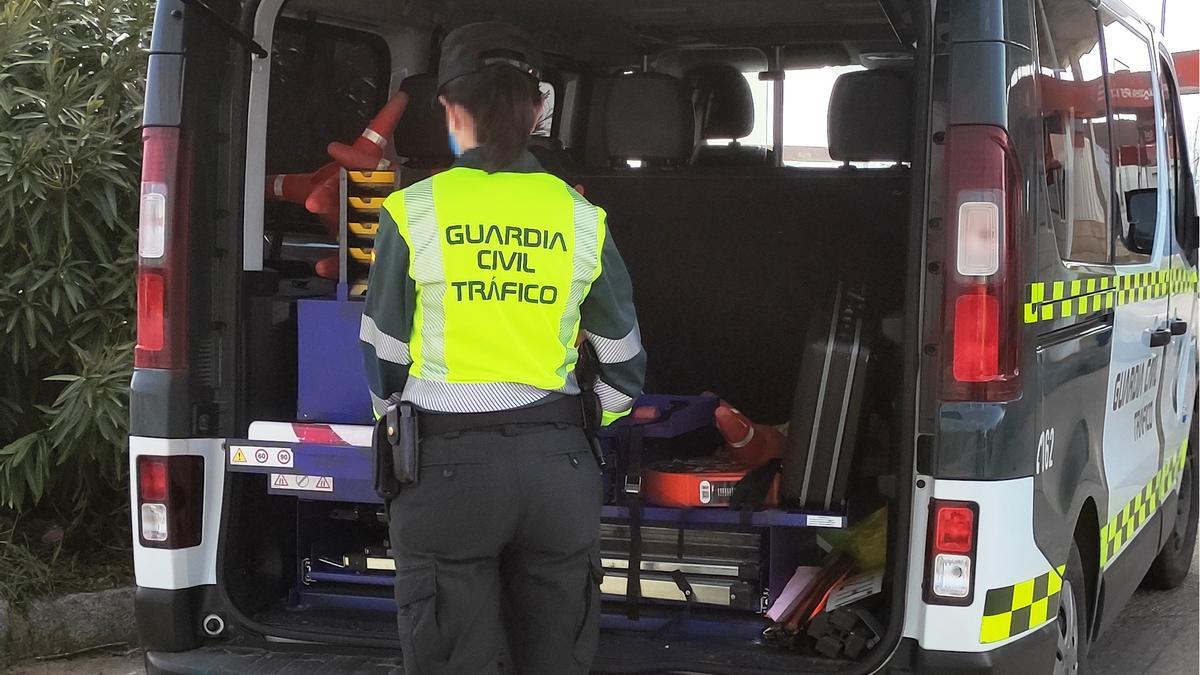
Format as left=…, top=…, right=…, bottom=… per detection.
left=441, top=65, right=542, bottom=173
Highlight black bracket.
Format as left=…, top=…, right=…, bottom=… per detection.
left=180, top=0, right=269, bottom=58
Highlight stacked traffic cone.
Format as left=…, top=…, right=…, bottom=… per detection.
left=714, top=403, right=786, bottom=469
left=264, top=89, right=412, bottom=241
left=326, top=90, right=410, bottom=170
left=264, top=162, right=342, bottom=236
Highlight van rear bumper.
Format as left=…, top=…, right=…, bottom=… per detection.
left=145, top=645, right=404, bottom=674
left=888, top=621, right=1058, bottom=674
left=147, top=622, right=1055, bottom=674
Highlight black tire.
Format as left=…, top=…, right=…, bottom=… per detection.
left=1143, top=412, right=1198, bottom=590
left=1055, top=543, right=1089, bottom=675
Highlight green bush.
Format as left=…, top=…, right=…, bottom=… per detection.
left=0, top=0, right=152, bottom=516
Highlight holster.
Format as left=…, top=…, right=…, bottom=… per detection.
left=576, top=341, right=607, bottom=469
left=373, top=401, right=420, bottom=500
left=580, top=389, right=606, bottom=469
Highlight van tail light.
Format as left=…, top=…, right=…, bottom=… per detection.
left=942, top=124, right=1022, bottom=401
left=135, top=127, right=190, bottom=369
left=136, top=455, right=204, bottom=549
left=924, top=499, right=979, bottom=605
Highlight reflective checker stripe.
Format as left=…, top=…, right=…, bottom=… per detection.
left=1023, top=269, right=1199, bottom=325
left=979, top=564, right=1066, bottom=643
left=1100, top=440, right=1190, bottom=567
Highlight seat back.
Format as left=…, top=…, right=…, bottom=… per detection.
left=393, top=73, right=453, bottom=183
left=585, top=73, right=695, bottom=169
left=685, top=63, right=769, bottom=167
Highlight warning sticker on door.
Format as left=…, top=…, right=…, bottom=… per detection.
left=268, top=473, right=334, bottom=493
left=228, top=445, right=294, bottom=468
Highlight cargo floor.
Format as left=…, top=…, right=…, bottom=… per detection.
left=250, top=602, right=853, bottom=673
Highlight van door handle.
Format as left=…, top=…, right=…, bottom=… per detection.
left=1149, top=328, right=1172, bottom=348
left=1170, top=319, right=1188, bottom=336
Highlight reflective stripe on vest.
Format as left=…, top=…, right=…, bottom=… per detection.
left=383, top=167, right=605, bottom=395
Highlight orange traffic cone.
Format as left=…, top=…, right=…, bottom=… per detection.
left=265, top=172, right=313, bottom=203
left=314, top=255, right=339, bottom=280
left=714, top=404, right=785, bottom=469
left=304, top=174, right=340, bottom=218
left=265, top=161, right=341, bottom=205
left=327, top=90, right=410, bottom=169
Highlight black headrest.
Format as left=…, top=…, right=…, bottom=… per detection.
left=684, top=63, right=754, bottom=140
left=827, top=70, right=912, bottom=163
left=392, top=74, right=452, bottom=163
left=587, top=73, right=694, bottom=166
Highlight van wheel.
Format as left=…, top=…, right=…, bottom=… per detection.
left=1144, top=418, right=1198, bottom=590
left=1054, top=544, right=1088, bottom=675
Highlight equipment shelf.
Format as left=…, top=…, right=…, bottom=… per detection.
left=600, top=504, right=846, bottom=529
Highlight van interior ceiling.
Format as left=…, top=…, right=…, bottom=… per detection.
left=225, top=0, right=923, bottom=671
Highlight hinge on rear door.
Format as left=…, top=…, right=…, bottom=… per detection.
left=179, top=0, right=269, bottom=58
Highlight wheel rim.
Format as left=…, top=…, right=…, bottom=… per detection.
left=1173, top=455, right=1193, bottom=550
left=1054, top=579, right=1079, bottom=675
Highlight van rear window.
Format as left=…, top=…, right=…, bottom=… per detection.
left=265, top=19, right=391, bottom=175
left=727, top=65, right=869, bottom=167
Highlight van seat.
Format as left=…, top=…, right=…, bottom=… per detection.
left=392, top=73, right=453, bottom=185
left=827, top=69, right=912, bottom=165
left=685, top=63, right=769, bottom=167
left=585, top=72, right=695, bottom=169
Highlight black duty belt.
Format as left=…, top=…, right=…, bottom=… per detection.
left=419, top=395, right=585, bottom=438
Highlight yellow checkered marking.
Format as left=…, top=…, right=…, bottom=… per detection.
left=979, top=564, right=1067, bottom=643
left=1024, top=269, right=1199, bottom=325
left=1100, top=440, right=1190, bottom=567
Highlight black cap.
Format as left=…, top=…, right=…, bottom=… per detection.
left=437, top=22, right=543, bottom=91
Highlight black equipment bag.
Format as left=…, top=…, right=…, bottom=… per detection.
left=781, top=282, right=873, bottom=511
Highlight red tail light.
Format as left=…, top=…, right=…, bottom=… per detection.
left=933, top=502, right=975, bottom=553
left=138, top=456, right=169, bottom=502
left=942, top=124, right=1022, bottom=401
left=136, top=455, right=204, bottom=549
left=135, top=127, right=190, bottom=369
left=925, top=499, right=979, bottom=604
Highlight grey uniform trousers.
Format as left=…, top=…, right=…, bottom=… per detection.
left=387, top=422, right=604, bottom=675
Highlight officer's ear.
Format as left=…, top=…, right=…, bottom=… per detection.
left=440, top=96, right=466, bottom=134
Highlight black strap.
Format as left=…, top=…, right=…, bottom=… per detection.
left=623, top=424, right=645, bottom=620
left=418, top=396, right=583, bottom=437
left=730, top=459, right=782, bottom=527
left=652, top=569, right=695, bottom=640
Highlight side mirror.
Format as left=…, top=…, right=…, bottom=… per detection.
left=1124, top=188, right=1158, bottom=255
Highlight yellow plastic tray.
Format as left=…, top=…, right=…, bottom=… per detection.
left=349, top=196, right=385, bottom=211
left=349, top=222, right=379, bottom=237
left=349, top=247, right=375, bottom=263
left=348, top=170, right=396, bottom=185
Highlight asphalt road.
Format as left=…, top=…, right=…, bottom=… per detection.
left=1088, top=545, right=1200, bottom=674
left=7, top=548, right=1197, bottom=674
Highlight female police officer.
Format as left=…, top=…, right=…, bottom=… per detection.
left=359, top=22, right=645, bottom=675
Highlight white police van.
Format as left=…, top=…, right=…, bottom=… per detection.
left=130, top=0, right=1197, bottom=672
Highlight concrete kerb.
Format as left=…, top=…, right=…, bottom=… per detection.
left=0, top=587, right=136, bottom=665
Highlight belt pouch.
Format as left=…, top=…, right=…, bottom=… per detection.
left=373, top=410, right=399, bottom=499
left=389, top=402, right=421, bottom=486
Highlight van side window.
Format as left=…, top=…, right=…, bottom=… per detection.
left=1099, top=11, right=1156, bottom=265
left=265, top=20, right=390, bottom=174
left=1158, top=57, right=1184, bottom=250
left=1036, top=0, right=1111, bottom=264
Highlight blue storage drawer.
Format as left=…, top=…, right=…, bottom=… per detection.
left=297, top=298, right=373, bottom=424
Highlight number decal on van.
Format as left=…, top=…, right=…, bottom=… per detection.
left=1036, top=428, right=1055, bottom=474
